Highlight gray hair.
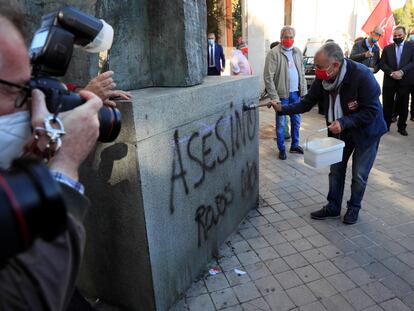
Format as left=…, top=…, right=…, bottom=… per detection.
left=318, top=42, right=344, bottom=64
left=280, top=26, right=295, bottom=39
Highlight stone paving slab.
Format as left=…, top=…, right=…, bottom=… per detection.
left=169, top=106, right=414, bottom=311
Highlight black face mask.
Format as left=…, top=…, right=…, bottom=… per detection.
left=394, top=37, right=404, bottom=45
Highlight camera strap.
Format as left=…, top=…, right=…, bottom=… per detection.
left=23, top=115, right=66, bottom=162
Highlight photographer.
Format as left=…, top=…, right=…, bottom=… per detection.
left=0, top=13, right=102, bottom=310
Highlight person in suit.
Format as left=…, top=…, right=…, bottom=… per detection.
left=350, top=26, right=383, bottom=73
left=380, top=26, right=414, bottom=135
left=270, top=43, right=387, bottom=224
left=410, top=28, right=414, bottom=122
left=207, top=33, right=225, bottom=76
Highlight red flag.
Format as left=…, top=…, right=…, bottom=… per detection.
left=362, top=0, right=395, bottom=49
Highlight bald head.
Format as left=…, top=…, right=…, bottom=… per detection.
left=0, top=15, right=30, bottom=114
left=0, top=16, right=29, bottom=79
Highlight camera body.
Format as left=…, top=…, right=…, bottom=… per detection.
left=28, top=6, right=121, bottom=142
left=29, top=76, right=121, bottom=142
left=0, top=158, right=66, bottom=262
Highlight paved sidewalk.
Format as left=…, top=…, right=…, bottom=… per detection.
left=171, top=106, right=414, bottom=311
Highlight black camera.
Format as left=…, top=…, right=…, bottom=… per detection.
left=0, top=158, right=66, bottom=262
left=28, top=6, right=121, bottom=143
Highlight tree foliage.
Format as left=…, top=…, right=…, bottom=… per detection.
left=207, top=0, right=225, bottom=40
left=232, top=0, right=242, bottom=45
left=393, top=0, right=414, bottom=33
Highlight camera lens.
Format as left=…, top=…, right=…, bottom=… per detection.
left=0, top=158, right=66, bottom=261
left=97, top=106, right=122, bottom=142
left=29, top=77, right=122, bottom=143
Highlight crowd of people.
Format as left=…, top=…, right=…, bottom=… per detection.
left=206, top=24, right=413, bottom=226
left=263, top=24, right=414, bottom=226
left=208, top=24, right=414, bottom=137
left=1, top=2, right=414, bottom=308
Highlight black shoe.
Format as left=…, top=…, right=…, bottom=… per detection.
left=290, top=146, right=304, bottom=154
left=310, top=206, right=340, bottom=220
left=410, top=117, right=414, bottom=122
left=279, top=150, right=287, bottom=160
left=284, top=135, right=291, bottom=140
left=398, top=129, right=408, bottom=136
left=343, top=208, right=359, bottom=225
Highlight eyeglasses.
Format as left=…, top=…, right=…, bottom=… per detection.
left=0, top=78, right=31, bottom=108
left=372, top=32, right=382, bottom=37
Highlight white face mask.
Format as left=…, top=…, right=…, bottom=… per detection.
left=0, top=111, right=31, bottom=169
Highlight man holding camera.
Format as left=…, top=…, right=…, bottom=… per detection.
left=0, top=13, right=102, bottom=310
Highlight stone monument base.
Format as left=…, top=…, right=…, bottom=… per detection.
left=79, top=76, right=260, bottom=311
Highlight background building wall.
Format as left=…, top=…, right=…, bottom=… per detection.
left=243, top=0, right=374, bottom=88
left=292, top=0, right=371, bottom=51
left=246, top=0, right=285, bottom=89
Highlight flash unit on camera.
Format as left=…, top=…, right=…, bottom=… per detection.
left=29, top=6, right=114, bottom=77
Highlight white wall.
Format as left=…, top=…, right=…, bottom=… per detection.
left=246, top=0, right=284, bottom=89
left=245, top=0, right=373, bottom=87
left=292, top=0, right=371, bottom=51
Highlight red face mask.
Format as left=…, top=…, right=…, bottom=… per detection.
left=315, top=66, right=332, bottom=80
left=281, top=38, right=294, bottom=49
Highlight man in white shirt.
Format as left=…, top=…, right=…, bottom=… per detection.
left=231, top=42, right=251, bottom=76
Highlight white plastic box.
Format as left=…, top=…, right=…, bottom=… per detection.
left=304, top=137, right=345, bottom=169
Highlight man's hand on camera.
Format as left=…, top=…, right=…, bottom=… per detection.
left=30, top=89, right=102, bottom=181
left=267, top=100, right=282, bottom=112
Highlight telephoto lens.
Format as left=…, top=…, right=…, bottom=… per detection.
left=0, top=158, right=66, bottom=262
left=29, top=77, right=122, bottom=142
left=97, top=106, right=122, bottom=142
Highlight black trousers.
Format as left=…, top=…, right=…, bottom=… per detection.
left=382, top=85, right=410, bottom=130
left=208, top=67, right=220, bottom=76
left=411, top=86, right=414, bottom=119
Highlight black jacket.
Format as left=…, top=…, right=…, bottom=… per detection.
left=380, top=40, right=414, bottom=87
left=281, top=59, right=387, bottom=149
left=207, top=43, right=226, bottom=72
left=0, top=183, right=89, bottom=310
left=350, top=38, right=381, bottom=73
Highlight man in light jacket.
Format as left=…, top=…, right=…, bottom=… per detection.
left=263, top=26, right=307, bottom=160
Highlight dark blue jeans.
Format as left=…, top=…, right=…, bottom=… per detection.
left=276, top=91, right=301, bottom=151
left=326, top=134, right=380, bottom=213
